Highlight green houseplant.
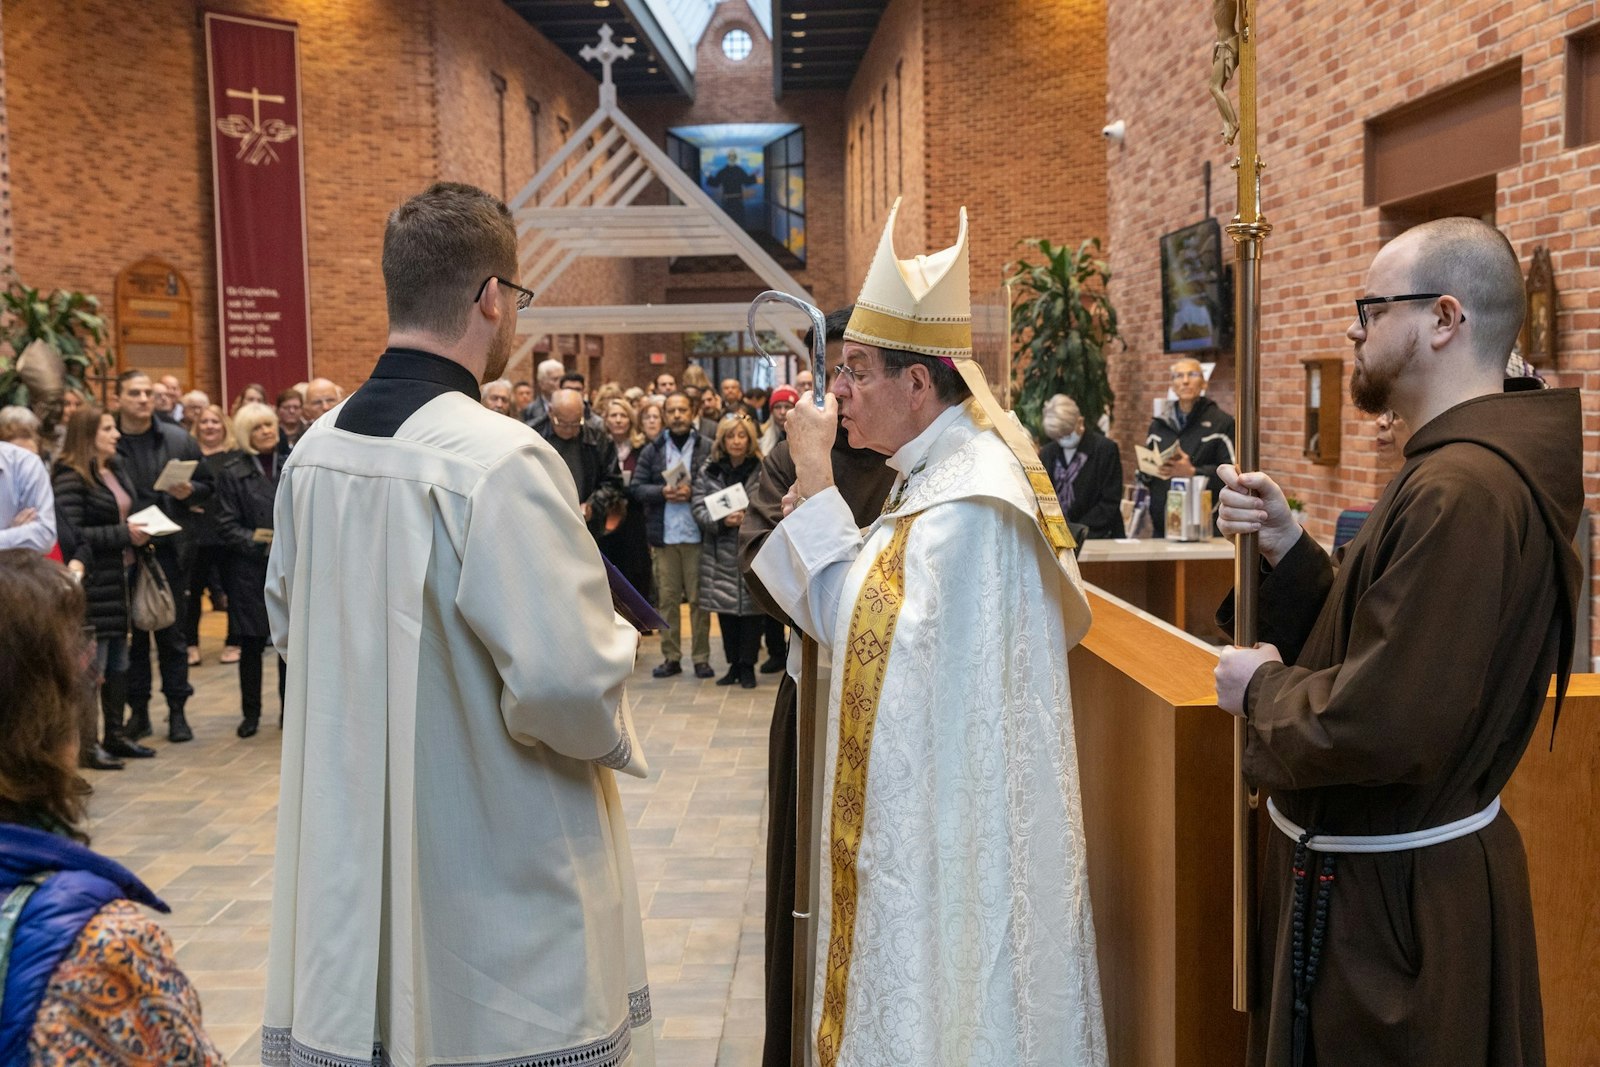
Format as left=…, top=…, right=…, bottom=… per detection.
left=0, top=271, right=111, bottom=413
left=1006, top=237, right=1123, bottom=438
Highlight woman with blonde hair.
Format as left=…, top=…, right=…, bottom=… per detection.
left=213, top=403, right=284, bottom=737
left=691, top=414, right=766, bottom=688
left=597, top=399, right=651, bottom=601
left=0, top=549, right=226, bottom=1059
left=183, top=404, right=241, bottom=667
left=680, top=363, right=711, bottom=392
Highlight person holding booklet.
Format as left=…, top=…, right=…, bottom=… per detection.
left=1138, top=356, right=1235, bottom=536
left=631, top=392, right=715, bottom=679
left=692, top=413, right=765, bottom=688
left=113, top=369, right=211, bottom=743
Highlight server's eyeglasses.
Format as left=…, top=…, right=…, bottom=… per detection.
left=475, top=276, right=535, bottom=311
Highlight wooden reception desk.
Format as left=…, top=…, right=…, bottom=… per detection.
left=1071, top=585, right=1600, bottom=1066
left=1077, top=538, right=1235, bottom=641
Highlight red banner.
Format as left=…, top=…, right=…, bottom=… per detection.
left=205, top=12, right=312, bottom=404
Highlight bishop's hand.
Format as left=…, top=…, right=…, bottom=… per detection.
left=787, top=392, right=838, bottom=502
left=1215, top=464, right=1301, bottom=566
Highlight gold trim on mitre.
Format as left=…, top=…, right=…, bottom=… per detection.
left=845, top=198, right=973, bottom=359
left=846, top=201, right=1092, bottom=643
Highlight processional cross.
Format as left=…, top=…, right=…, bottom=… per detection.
left=1211, top=0, right=1270, bottom=1016
left=580, top=24, right=634, bottom=108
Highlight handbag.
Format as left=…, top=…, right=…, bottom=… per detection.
left=130, top=548, right=177, bottom=632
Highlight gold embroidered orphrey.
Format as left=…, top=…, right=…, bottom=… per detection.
left=816, top=515, right=918, bottom=1067
left=216, top=86, right=299, bottom=166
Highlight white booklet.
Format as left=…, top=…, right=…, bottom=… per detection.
left=663, top=457, right=690, bottom=489
left=127, top=505, right=182, bottom=537
left=153, top=459, right=198, bottom=492
left=704, top=482, right=750, bottom=522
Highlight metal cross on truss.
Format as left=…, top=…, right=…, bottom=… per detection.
left=580, top=24, right=634, bottom=108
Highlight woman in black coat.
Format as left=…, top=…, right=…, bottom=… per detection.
left=50, top=407, right=157, bottom=768
left=596, top=398, right=653, bottom=600
left=692, top=414, right=766, bottom=688
left=213, top=403, right=284, bottom=738
left=183, top=403, right=242, bottom=667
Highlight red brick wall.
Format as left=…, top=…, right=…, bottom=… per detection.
left=432, top=0, right=644, bottom=387
left=624, top=0, right=848, bottom=389
left=843, top=0, right=925, bottom=288
left=0, top=1, right=10, bottom=274
left=2, top=0, right=641, bottom=402
left=1107, top=1, right=1600, bottom=666
left=843, top=0, right=1108, bottom=302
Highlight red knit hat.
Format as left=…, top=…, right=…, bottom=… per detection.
left=770, top=385, right=800, bottom=407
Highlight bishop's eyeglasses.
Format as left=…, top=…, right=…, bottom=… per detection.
left=475, top=276, right=536, bottom=311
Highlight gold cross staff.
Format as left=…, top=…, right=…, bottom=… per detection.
left=1213, top=0, right=1270, bottom=1017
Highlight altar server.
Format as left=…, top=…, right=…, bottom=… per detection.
left=752, top=200, right=1107, bottom=1066
left=262, top=182, right=652, bottom=1067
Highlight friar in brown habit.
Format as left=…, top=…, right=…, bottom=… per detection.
left=735, top=307, right=896, bottom=1067
left=1214, top=216, right=1582, bottom=1066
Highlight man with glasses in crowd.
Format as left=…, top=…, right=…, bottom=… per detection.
left=539, top=387, right=623, bottom=538
left=302, top=377, right=344, bottom=424
left=1140, top=355, right=1236, bottom=535
left=261, top=181, right=651, bottom=1067
left=1214, top=216, right=1581, bottom=1065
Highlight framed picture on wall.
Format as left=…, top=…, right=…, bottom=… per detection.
left=1159, top=218, right=1231, bottom=354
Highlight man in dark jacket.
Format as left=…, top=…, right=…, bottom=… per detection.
left=1214, top=217, right=1581, bottom=1066
left=539, top=389, right=623, bottom=540
left=1038, top=393, right=1125, bottom=539
left=630, top=392, right=713, bottom=678
left=114, top=369, right=212, bottom=743
left=1140, top=356, right=1235, bottom=535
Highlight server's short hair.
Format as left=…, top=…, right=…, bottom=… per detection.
left=382, top=182, right=517, bottom=342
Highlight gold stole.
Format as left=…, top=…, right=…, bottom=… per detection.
left=816, top=515, right=917, bottom=1067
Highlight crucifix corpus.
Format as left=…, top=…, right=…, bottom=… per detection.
left=1212, top=0, right=1270, bottom=1016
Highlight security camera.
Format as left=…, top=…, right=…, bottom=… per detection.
left=1102, top=120, right=1126, bottom=144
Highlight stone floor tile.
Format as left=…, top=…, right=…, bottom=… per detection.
left=85, top=614, right=784, bottom=1064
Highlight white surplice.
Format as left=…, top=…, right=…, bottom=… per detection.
left=263, top=392, right=653, bottom=1067
left=753, top=403, right=1106, bottom=1067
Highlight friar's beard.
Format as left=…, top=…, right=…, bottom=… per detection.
left=1349, top=333, right=1416, bottom=415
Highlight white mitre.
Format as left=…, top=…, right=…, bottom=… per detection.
left=845, top=199, right=974, bottom=360
left=845, top=199, right=1085, bottom=572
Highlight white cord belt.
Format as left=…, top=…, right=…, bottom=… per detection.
left=1266, top=796, right=1502, bottom=854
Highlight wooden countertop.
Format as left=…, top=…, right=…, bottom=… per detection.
left=1078, top=537, right=1236, bottom=563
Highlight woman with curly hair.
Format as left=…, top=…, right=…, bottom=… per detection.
left=0, top=549, right=226, bottom=1062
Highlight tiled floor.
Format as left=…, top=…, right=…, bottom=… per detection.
left=84, top=611, right=776, bottom=1066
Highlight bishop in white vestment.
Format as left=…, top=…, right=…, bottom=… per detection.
left=261, top=180, right=651, bottom=1067
left=752, top=202, right=1107, bottom=1066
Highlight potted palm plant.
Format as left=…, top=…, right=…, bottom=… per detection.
left=1007, top=237, right=1123, bottom=437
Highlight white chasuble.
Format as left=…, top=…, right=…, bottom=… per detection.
left=263, top=389, right=653, bottom=1067
left=753, top=404, right=1106, bottom=1067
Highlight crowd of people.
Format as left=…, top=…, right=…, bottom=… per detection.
left=470, top=359, right=799, bottom=686
left=0, top=370, right=346, bottom=771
